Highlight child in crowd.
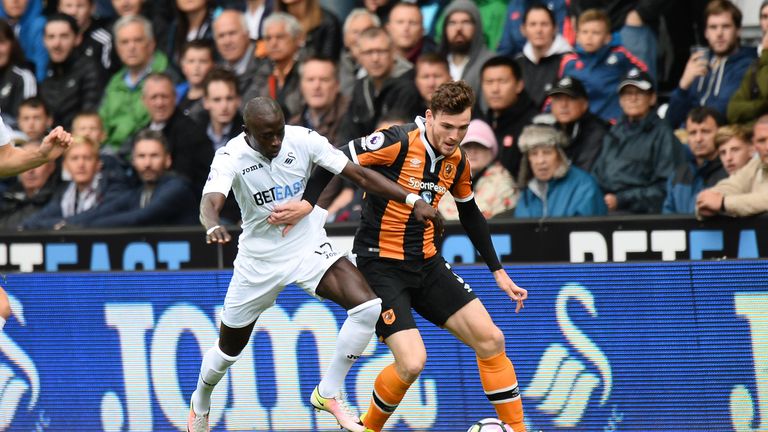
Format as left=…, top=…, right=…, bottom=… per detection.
left=559, top=9, right=647, bottom=123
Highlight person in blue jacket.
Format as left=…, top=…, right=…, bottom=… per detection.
left=0, top=0, right=48, bottom=81
left=559, top=8, right=648, bottom=123
left=662, top=107, right=727, bottom=214
left=515, top=123, right=607, bottom=218
left=665, top=0, right=756, bottom=128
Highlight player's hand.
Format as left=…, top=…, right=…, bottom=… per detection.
left=206, top=225, right=231, bottom=244
left=38, top=126, right=73, bottom=162
left=493, top=269, right=527, bottom=313
left=413, top=199, right=444, bottom=237
left=268, top=200, right=313, bottom=236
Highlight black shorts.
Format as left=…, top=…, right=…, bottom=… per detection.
left=356, top=255, right=478, bottom=340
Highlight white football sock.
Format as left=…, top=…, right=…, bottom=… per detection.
left=191, top=343, right=239, bottom=415
left=318, top=298, right=381, bottom=397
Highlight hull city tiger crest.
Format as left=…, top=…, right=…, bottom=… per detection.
left=444, top=163, right=455, bottom=176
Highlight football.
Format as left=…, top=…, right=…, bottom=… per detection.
left=466, top=417, right=514, bottom=432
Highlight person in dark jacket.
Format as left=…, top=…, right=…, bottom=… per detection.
left=241, top=12, right=305, bottom=119
left=288, top=56, right=349, bottom=146
left=514, top=3, right=573, bottom=109
left=479, top=55, right=538, bottom=178
left=40, top=14, right=104, bottom=130
left=275, top=0, right=342, bottom=61
left=0, top=140, right=60, bottom=230
left=386, top=2, right=437, bottom=64
left=340, top=27, right=421, bottom=143
left=413, top=52, right=452, bottom=115
left=162, top=0, right=215, bottom=67
left=22, top=136, right=128, bottom=230
left=132, top=72, right=214, bottom=194
left=592, top=69, right=684, bottom=214
left=176, top=40, right=215, bottom=124
left=213, top=10, right=260, bottom=101
left=547, top=76, right=609, bottom=172
left=58, top=0, right=117, bottom=77
left=515, top=123, right=607, bottom=218
left=66, top=130, right=197, bottom=227
left=666, top=0, right=756, bottom=128
left=663, top=107, right=728, bottom=214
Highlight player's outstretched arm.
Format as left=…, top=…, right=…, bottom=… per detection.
left=0, top=126, right=73, bottom=177
left=269, top=161, right=443, bottom=233
left=200, top=192, right=232, bottom=244
left=339, top=161, right=442, bottom=227
left=456, top=198, right=527, bottom=312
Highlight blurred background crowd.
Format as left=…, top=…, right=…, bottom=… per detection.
left=1, top=0, right=767, bottom=231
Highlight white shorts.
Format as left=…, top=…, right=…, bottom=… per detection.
left=221, top=232, right=348, bottom=328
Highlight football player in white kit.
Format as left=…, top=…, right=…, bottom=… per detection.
left=187, top=98, right=441, bottom=432
left=0, top=116, right=72, bottom=330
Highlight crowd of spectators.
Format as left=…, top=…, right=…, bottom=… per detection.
left=1, top=0, right=768, bottom=231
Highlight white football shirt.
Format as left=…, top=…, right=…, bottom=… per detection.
left=203, top=126, right=349, bottom=260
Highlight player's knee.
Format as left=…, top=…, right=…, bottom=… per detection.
left=475, top=326, right=505, bottom=357
left=397, top=354, right=426, bottom=382
left=348, top=298, right=382, bottom=326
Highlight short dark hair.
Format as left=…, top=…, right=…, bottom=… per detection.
left=429, top=80, right=475, bottom=115
left=687, top=106, right=725, bottom=126
left=524, top=3, right=556, bottom=26
left=299, top=55, right=339, bottom=81
left=480, top=56, right=523, bottom=81
left=46, top=13, right=80, bottom=35
left=415, top=52, right=449, bottom=73
left=180, top=39, right=215, bottom=60
left=203, top=67, right=240, bottom=97
left=19, top=97, right=51, bottom=116
left=705, top=0, right=742, bottom=28
left=133, top=129, right=169, bottom=153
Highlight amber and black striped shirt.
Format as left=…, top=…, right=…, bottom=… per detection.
left=347, top=116, right=474, bottom=261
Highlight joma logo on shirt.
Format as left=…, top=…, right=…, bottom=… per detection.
left=242, top=163, right=264, bottom=175
left=252, top=181, right=303, bottom=205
